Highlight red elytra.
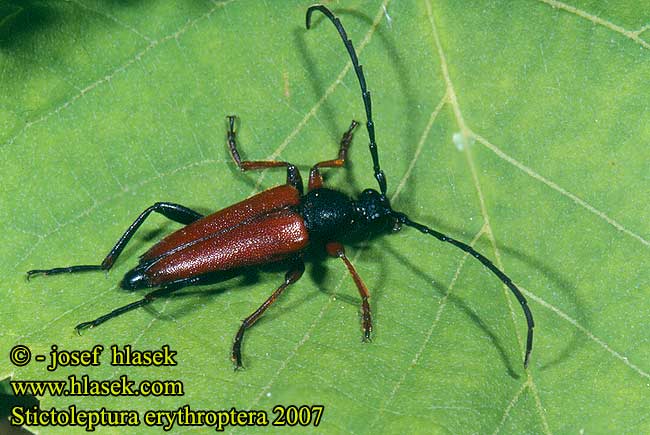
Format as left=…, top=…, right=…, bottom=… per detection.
left=141, top=186, right=308, bottom=286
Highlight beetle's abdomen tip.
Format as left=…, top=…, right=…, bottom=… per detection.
left=121, top=267, right=150, bottom=290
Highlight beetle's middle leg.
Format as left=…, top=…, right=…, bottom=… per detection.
left=308, top=120, right=358, bottom=190
left=27, top=203, right=203, bottom=279
left=326, top=242, right=372, bottom=341
left=232, top=259, right=305, bottom=368
left=227, top=115, right=303, bottom=194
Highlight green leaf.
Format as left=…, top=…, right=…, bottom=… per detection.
left=2, top=0, right=649, bottom=433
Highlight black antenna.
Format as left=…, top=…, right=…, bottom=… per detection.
left=306, top=5, right=387, bottom=195
left=393, top=212, right=535, bottom=367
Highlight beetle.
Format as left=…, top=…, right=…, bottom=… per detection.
left=27, top=5, right=534, bottom=369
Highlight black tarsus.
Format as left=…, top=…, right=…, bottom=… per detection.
left=306, top=5, right=387, bottom=196
left=393, top=212, right=534, bottom=368
left=26, top=203, right=203, bottom=279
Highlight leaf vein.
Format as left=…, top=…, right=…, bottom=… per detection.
left=472, top=133, right=650, bottom=248
left=538, top=0, right=650, bottom=49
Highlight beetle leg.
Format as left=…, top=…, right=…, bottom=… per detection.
left=308, top=120, right=358, bottom=190
left=227, top=115, right=303, bottom=194
left=232, top=260, right=305, bottom=369
left=27, top=203, right=203, bottom=279
left=75, top=278, right=197, bottom=332
left=325, top=242, right=372, bottom=341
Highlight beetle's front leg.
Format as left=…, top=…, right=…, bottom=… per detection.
left=227, top=115, right=303, bottom=194
left=308, top=120, right=358, bottom=190
left=232, top=259, right=305, bottom=369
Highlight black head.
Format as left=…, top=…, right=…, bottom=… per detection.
left=347, top=189, right=400, bottom=241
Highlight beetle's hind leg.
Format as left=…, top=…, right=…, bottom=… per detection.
left=75, top=281, right=192, bottom=332
left=227, top=115, right=303, bottom=194
left=27, top=203, right=203, bottom=279
left=232, top=260, right=305, bottom=369
left=308, top=120, right=358, bottom=190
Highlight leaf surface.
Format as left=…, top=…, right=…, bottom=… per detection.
left=1, top=1, right=649, bottom=433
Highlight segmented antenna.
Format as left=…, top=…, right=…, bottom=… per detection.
left=306, top=5, right=387, bottom=195
left=394, top=212, right=535, bottom=367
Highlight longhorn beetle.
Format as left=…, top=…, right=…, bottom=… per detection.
left=28, top=5, right=534, bottom=368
